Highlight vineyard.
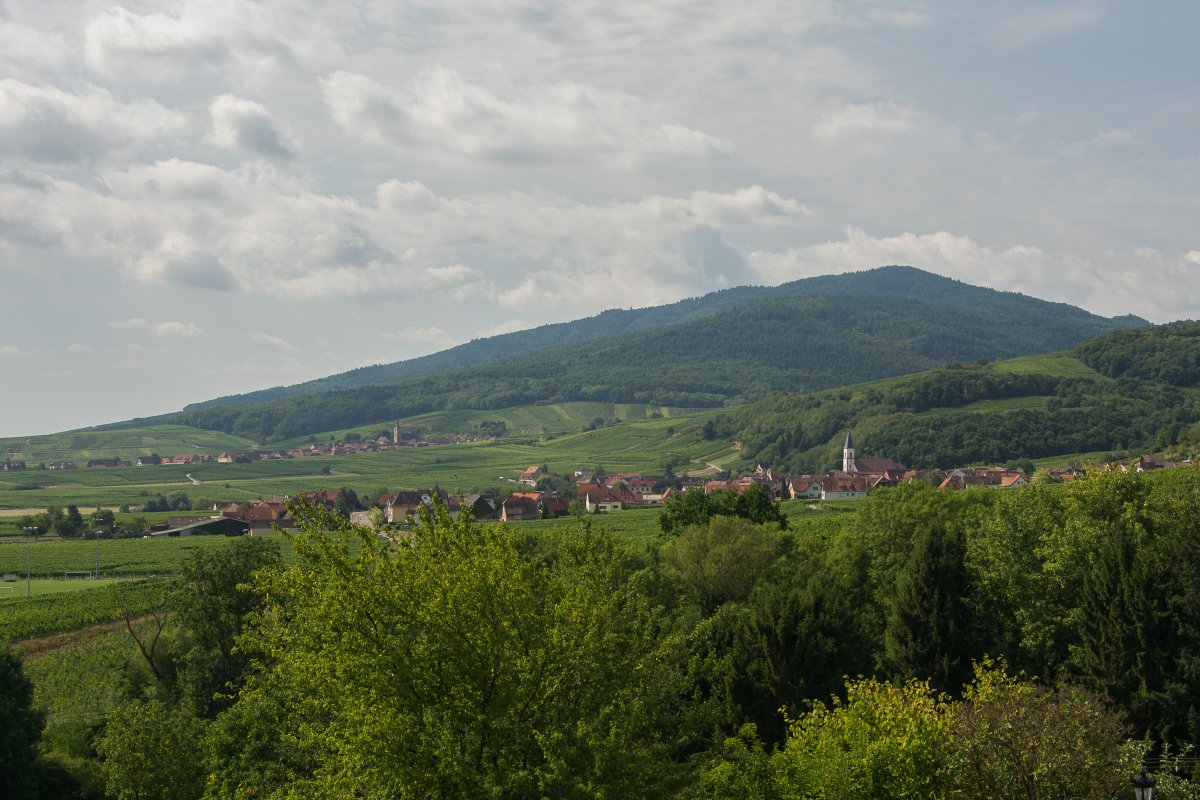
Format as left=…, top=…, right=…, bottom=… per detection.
left=0, top=579, right=168, bottom=640
left=0, top=533, right=292, bottom=579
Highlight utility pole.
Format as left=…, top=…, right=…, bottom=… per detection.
left=22, top=525, right=37, bottom=597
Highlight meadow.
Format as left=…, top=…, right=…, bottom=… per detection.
left=0, top=408, right=741, bottom=512
left=0, top=534, right=286, bottom=579
left=0, top=579, right=166, bottom=641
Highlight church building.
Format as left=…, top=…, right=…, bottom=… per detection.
left=841, top=431, right=906, bottom=475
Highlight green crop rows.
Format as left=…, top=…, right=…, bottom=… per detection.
left=0, top=535, right=290, bottom=579
left=0, top=579, right=168, bottom=641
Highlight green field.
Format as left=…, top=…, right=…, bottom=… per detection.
left=988, top=352, right=1106, bottom=379
left=0, top=409, right=739, bottom=511
left=0, top=579, right=168, bottom=641
left=275, top=401, right=706, bottom=448
left=0, top=424, right=259, bottom=462
left=0, top=402, right=703, bottom=463
left=918, top=395, right=1056, bottom=416
left=0, top=534, right=287, bottom=579
left=0, top=578, right=130, bottom=597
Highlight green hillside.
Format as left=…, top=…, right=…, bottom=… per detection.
left=0, top=425, right=257, bottom=463
left=171, top=267, right=1145, bottom=442
left=0, top=408, right=741, bottom=512
left=721, top=335, right=1200, bottom=472
left=193, top=265, right=1143, bottom=410
left=7, top=324, right=1198, bottom=517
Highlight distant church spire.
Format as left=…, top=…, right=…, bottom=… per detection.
left=843, top=431, right=856, bottom=473
left=393, top=421, right=401, bottom=445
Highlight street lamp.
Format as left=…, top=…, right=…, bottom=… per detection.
left=1132, top=769, right=1156, bottom=800
left=93, top=522, right=102, bottom=580
left=21, top=525, right=37, bottom=597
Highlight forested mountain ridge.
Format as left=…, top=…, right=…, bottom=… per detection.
left=186, top=266, right=1144, bottom=411
left=172, top=267, right=1145, bottom=442
left=721, top=324, right=1200, bottom=472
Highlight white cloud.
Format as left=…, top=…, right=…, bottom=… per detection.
left=0, top=344, right=29, bottom=358
left=1063, top=128, right=1138, bottom=157
left=109, top=318, right=204, bottom=337
left=251, top=332, right=295, bottom=352
left=1, top=163, right=805, bottom=308
left=322, top=68, right=734, bottom=164
left=0, top=19, right=69, bottom=79
left=0, top=79, right=184, bottom=163
left=66, top=343, right=93, bottom=354
left=209, top=94, right=295, bottom=158
left=812, top=101, right=916, bottom=143
left=83, top=3, right=295, bottom=82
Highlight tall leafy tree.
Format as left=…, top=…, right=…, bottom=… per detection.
left=207, top=502, right=723, bottom=797
left=0, top=645, right=44, bottom=800
left=881, top=525, right=976, bottom=694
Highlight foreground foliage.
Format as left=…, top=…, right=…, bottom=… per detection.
left=21, top=466, right=1200, bottom=798
left=200, top=504, right=722, bottom=798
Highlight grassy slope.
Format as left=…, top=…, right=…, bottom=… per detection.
left=0, top=408, right=740, bottom=510
left=2, top=349, right=1167, bottom=513
left=0, top=425, right=259, bottom=462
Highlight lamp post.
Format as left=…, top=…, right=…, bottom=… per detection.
left=21, top=525, right=36, bottom=597
left=1132, top=769, right=1156, bottom=800
left=94, top=522, right=101, bottom=580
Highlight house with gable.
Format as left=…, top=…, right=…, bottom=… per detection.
left=583, top=486, right=624, bottom=513
left=788, top=475, right=823, bottom=500
left=820, top=474, right=870, bottom=499
left=500, top=494, right=542, bottom=521
left=519, top=465, right=549, bottom=486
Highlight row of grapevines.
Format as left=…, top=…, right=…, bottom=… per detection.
left=0, top=579, right=169, bottom=641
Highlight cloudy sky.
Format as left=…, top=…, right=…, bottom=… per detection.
left=1, top=1, right=1197, bottom=436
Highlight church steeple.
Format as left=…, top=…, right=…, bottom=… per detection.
left=843, top=431, right=856, bottom=473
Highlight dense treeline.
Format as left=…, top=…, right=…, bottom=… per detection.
left=173, top=271, right=1141, bottom=441
left=724, top=348, right=1200, bottom=471
left=1076, top=321, right=1200, bottom=387
left=11, top=469, right=1200, bottom=797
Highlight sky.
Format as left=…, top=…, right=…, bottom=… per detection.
left=1, top=0, right=1198, bottom=437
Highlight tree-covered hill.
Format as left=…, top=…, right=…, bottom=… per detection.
left=1074, top=320, right=1200, bottom=386
left=720, top=325, right=1200, bottom=472
left=171, top=267, right=1145, bottom=442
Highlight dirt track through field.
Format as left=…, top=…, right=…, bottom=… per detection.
left=13, top=614, right=158, bottom=660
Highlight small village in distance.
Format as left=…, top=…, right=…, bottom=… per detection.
left=13, top=428, right=1184, bottom=538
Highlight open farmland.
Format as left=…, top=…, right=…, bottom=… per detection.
left=0, top=424, right=259, bottom=463
left=0, top=534, right=289, bottom=579
left=0, top=579, right=167, bottom=641
left=0, top=408, right=737, bottom=511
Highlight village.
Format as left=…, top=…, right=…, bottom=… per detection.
left=119, top=430, right=1196, bottom=538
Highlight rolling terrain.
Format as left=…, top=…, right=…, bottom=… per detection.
left=157, top=266, right=1146, bottom=442
left=4, top=324, right=1199, bottom=517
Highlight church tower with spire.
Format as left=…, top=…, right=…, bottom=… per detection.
left=843, top=430, right=856, bottom=473
left=393, top=421, right=401, bottom=445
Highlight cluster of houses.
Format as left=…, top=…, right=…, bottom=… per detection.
left=137, top=431, right=1200, bottom=538
left=80, top=425, right=481, bottom=470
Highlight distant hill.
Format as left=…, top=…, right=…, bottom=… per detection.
left=169, top=266, right=1147, bottom=442
left=721, top=324, right=1200, bottom=472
